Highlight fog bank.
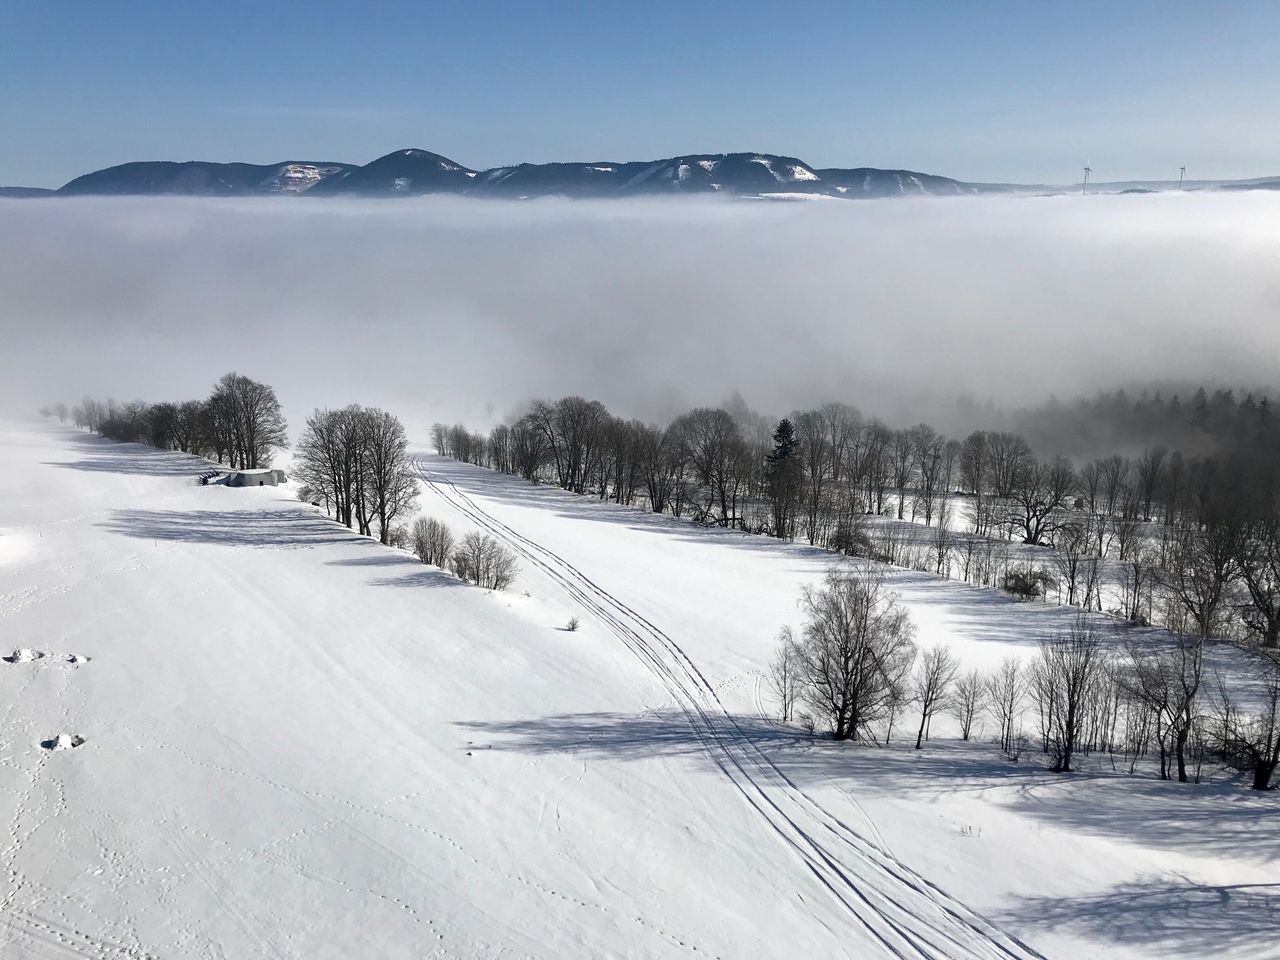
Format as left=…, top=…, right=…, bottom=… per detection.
left=1, top=193, right=1277, bottom=439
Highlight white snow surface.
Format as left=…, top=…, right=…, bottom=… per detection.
left=0, top=423, right=1275, bottom=958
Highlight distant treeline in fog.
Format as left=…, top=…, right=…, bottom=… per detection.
left=432, top=383, right=1280, bottom=646
left=976, top=385, right=1275, bottom=459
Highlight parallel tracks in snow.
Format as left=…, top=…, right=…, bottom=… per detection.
left=415, top=459, right=1046, bottom=960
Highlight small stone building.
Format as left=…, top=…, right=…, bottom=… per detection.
left=226, top=468, right=287, bottom=487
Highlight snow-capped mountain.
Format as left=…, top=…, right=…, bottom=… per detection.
left=304, top=148, right=478, bottom=196
left=257, top=162, right=352, bottom=194
left=474, top=154, right=829, bottom=197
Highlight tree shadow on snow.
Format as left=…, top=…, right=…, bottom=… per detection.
left=1000, top=879, right=1280, bottom=956
left=459, top=710, right=1280, bottom=866
left=101, top=508, right=368, bottom=548
left=45, top=433, right=212, bottom=478
left=44, top=455, right=208, bottom=479
left=368, top=569, right=459, bottom=589
left=326, top=553, right=460, bottom=588
left=456, top=710, right=812, bottom=760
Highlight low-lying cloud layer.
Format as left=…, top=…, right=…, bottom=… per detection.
left=1, top=193, right=1277, bottom=438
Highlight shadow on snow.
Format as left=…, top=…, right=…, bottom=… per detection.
left=999, top=879, right=1280, bottom=956
left=100, top=508, right=368, bottom=548
left=45, top=431, right=214, bottom=478
left=458, top=709, right=1280, bottom=867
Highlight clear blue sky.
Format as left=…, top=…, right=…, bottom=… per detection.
left=3, top=0, right=1277, bottom=187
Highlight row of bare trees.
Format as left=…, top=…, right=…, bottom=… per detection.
left=408, top=516, right=518, bottom=590
left=67, top=372, right=288, bottom=469
left=769, top=574, right=1279, bottom=790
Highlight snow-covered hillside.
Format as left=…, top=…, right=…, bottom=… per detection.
left=0, top=423, right=1274, bottom=958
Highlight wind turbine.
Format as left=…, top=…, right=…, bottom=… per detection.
left=1082, top=163, right=1092, bottom=196
left=1179, top=165, right=1186, bottom=190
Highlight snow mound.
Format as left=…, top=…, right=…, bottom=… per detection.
left=42, top=734, right=86, bottom=751
left=5, top=648, right=44, bottom=663
left=65, top=653, right=89, bottom=664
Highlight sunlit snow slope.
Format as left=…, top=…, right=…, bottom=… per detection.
left=0, top=424, right=1273, bottom=958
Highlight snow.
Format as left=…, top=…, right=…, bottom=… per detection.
left=748, top=191, right=839, bottom=202
left=749, top=156, right=782, bottom=181
left=0, top=422, right=1275, bottom=959
left=259, top=164, right=345, bottom=195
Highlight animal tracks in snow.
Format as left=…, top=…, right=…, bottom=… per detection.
left=3, top=647, right=91, bottom=666
left=3, top=648, right=44, bottom=663
left=41, top=734, right=87, bottom=751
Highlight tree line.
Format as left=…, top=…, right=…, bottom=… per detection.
left=52, top=381, right=520, bottom=591
left=64, top=372, right=288, bottom=470
left=433, top=388, right=1280, bottom=649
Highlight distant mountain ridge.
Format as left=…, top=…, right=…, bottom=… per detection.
left=40, top=147, right=984, bottom=200
left=6, top=149, right=1277, bottom=200
left=58, top=160, right=358, bottom=197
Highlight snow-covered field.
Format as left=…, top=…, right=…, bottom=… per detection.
left=0, top=422, right=1274, bottom=958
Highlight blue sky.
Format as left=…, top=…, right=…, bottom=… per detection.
left=3, top=1, right=1277, bottom=187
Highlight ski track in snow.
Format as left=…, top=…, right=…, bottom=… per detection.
left=415, top=459, right=1047, bottom=960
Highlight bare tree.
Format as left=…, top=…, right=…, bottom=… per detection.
left=525, top=396, right=610, bottom=494
left=951, top=669, right=986, bottom=741
left=208, top=372, right=288, bottom=469
left=913, top=645, right=959, bottom=749
left=1162, top=519, right=1241, bottom=637
left=1029, top=617, right=1110, bottom=772
left=986, top=656, right=1027, bottom=753
left=1007, top=455, right=1076, bottom=545
left=357, top=407, right=419, bottom=545
left=1134, top=445, right=1168, bottom=521
left=638, top=424, right=685, bottom=515
left=1115, top=543, right=1157, bottom=624
left=1121, top=628, right=1205, bottom=782
left=1051, top=516, right=1101, bottom=608
left=792, top=564, right=917, bottom=741
left=889, top=429, right=915, bottom=520
left=669, top=407, right=746, bottom=527
left=1238, top=517, right=1280, bottom=649
left=451, top=532, right=519, bottom=590
left=768, top=626, right=804, bottom=722
left=1098, top=454, right=1130, bottom=518
left=410, top=516, right=455, bottom=568
left=793, top=410, right=833, bottom=543
left=1211, top=653, right=1280, bottom=790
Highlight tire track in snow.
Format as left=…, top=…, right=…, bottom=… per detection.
left=416, top=459, right=1047, bottom=960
